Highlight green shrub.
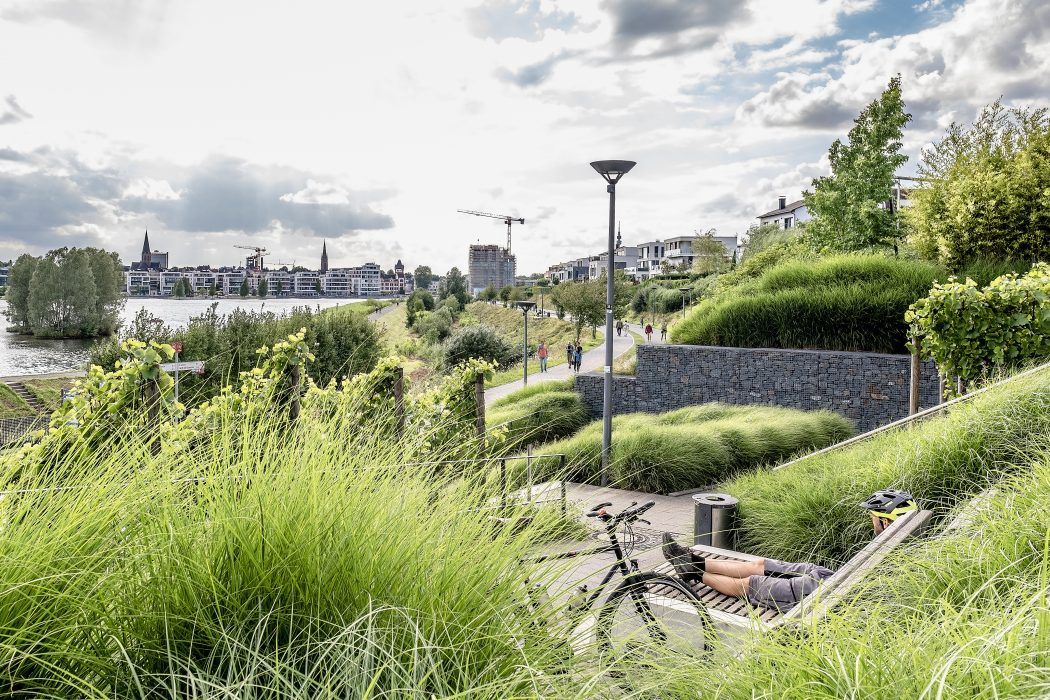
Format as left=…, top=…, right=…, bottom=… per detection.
left=672, top=254, right=942, bottom=353
left=908, top=263, right=1050, bottom=390
left=414, top=306, right=454, bottom=343
left=539, top=404, right=853, bottom=494
left=724, top=364, right=1050, bottom=567
left=443, top=324, right=516, bottom=369
left=487, top=380, right=587, bottom=452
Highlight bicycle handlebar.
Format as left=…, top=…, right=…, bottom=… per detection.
left=584, top=500, right=656, bottom=525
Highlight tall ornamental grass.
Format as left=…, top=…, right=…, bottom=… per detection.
left=539, top=404, right=853, bottom=494
left=487, top=380, right=589, bottom=452
left=647, top=450, right=1050, bottom=700
left=671, top=254, right=941, bottom=353
left=0, top=407, right=585, bottom=698
left=725, top=364, right=1050, bottom=567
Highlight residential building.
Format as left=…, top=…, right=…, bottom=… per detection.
left=757, top=195, right=810, bottom=230
left=588, top=246, right=638, bottom=280
left=292, top=270, right=320, bottom=296
left=266, top=270, right=291, bottom=296
left=635, top=240, right=665, bottom=279
left=0, top=266, right=7, bottom=287
left=662, top=236, right=696, bottom=271
left=468, top=244, right=516, bottom=294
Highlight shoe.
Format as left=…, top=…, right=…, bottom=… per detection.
left=661, top=533, right=705, bottom=583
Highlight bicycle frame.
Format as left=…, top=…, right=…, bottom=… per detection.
left=528, top=521, right=644, bottom=611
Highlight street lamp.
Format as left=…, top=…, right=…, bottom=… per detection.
left=515, top=300, right=537, bottom=385
left=678, top=285, right=693, bottom=308
left=590, top=159, right=636, bottom=487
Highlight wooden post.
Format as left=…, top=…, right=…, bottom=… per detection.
left=938, top=374, right=947, bottom=404
left=393, top=366, right=405, bottom=437
left=475, top=373, right=485, bottom=443
left=145, top=377, right=161, bottom=456
left=909, top=335, right=921, bottom=415
left=288, top=363, right=301, bottom=424
left=956, top=375, right=965, bottom=397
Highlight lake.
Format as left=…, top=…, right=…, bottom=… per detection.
left=0, top=297, right=376, bottom=377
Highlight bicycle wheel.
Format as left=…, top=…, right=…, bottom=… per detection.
left=595, top=572, right=712, bottom=658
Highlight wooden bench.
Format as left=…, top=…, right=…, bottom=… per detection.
left=653, top=509, right=933, bottom=630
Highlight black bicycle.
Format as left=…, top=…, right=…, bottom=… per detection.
left=530, top=500, right=713, bottom=658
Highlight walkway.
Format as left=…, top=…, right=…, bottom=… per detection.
left=530, top=481, right=698, bottom=597
left=622, top=320, right=669, bottom=344
left=485, top=330, right=634, bottom=406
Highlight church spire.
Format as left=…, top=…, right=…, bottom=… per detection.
left=320, top=240, right=329, bottom=273
left=140, top=230, right=151, bottom=268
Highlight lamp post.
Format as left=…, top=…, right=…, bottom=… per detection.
left=678, top=285, right=693, bottom=309
left=590, top=159, right=636, bottom=487
left=515, top=300, right=537, bottom=385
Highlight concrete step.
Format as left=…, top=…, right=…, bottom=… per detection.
left=7, top=382, right=46, bottom=413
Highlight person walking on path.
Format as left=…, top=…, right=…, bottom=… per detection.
left=644, top=323, right=653, bottom=342
left=566, top=342, right=575, bottom=371
left=616, top=319, right=623, bottom=337
left=660, top=322, right=668, bottom=341
left=537, top=341, right=548, bottom=373
left=573, top=343, right=583, bottom=372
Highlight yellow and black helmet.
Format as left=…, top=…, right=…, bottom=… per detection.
left=860, top=490, right=917, bottom=521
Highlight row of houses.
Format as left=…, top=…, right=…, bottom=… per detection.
left=543, top=194, right=817, bottom=283
left=545, top=232, right=740, bottom=283
left=124, top=263, right=423, bottom=298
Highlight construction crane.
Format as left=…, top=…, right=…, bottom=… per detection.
left=234, top=245, right=268, bottom=272
left=457, top=209, right=525, bottom=253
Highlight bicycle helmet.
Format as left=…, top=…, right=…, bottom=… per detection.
left=860, top=489, right=917, bottom=521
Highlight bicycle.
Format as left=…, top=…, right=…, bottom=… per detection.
left=528, top=499, right=713, bottom=659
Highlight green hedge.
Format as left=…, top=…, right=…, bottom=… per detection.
left=539, top=404, right=853, bottom=494
left=671, top=254, right=941, bottom=353
left=724, top=364, right=1050, bottom=567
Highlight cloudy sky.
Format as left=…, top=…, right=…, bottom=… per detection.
left=1, top=0, right=1048, bottom=275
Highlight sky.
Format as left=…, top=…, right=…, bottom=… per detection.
left=1, top=0, right=1048, bottom=276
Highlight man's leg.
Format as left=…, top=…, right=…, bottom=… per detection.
left=705, top=558, right=765, bottom=579
left=701, top=572, right=750, bottom=599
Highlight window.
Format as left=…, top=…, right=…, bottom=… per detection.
left=784, top=217, right=793, bottom=229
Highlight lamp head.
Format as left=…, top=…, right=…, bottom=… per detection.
left=590, top=160, right=636, bottom=185
left=516, top=300, right=537, bottom=313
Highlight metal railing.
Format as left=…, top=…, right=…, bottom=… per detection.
left=0, top=416, right=47, bottom=448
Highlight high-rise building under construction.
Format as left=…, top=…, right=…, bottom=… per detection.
left=468, top=244, right=516, bottom=294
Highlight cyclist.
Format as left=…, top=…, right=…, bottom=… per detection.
left=662, top=490, right=918, bottom=612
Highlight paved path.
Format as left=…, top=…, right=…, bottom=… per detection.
left=622, top=320, right=669, bottom=344
left=530, top=481, right=698, bottom=597
left=485, top=330, right=635, bottom=406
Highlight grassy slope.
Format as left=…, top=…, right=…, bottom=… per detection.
left=0, top=384, right=31, bottom=418
left=461, top=302, right=601, bottom=388
left=540, top=403, right=854, bottom=494
left=486, top=380, right=587, bottom=452
left=613, top=330, right=643, bottom=375
left=724, top=364, right=1050, bottom=567
left=21, top=378, right=74, bottom=412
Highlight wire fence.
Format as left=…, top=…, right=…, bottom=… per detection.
left=0, top=416, right=47, bottom=448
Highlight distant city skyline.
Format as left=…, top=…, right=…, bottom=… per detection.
left=1, top=0, right=1048, bottom=274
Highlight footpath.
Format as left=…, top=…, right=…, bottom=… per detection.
left=485, top=328, right=635, bottom=406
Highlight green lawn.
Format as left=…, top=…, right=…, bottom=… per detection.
left=0, top=383, right=32, bottom=419
left=21, top=378, right=74, bottom=411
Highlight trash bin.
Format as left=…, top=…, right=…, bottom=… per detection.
left=692, top=493, right=739, bottom=549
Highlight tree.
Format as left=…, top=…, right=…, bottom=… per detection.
left=208, top=282, right=218, bottom=296
left=499, top=285, right=513, bottom=304
left=4, top=253, right=39, bottom=332
left=479, top=284, right=498, bottom=302
left=442, top=325, right=516, bottom=369
left=258, top=278, right=269, bottom=298
left=442, top=267, right=470, bottom=306
left=804, top=75, right=912, bottom=251
left=414, top=265, right=435, bottom=290
left=275, top=280, right=284, bottom=296
left=173, top=278, right=187, bottom=299
left=240, top=279, right=250, bottom=298
left=28, top=248, right=99, bottom=338
left=691, top=229, right=731, bottom=275
left=550, top=276, right=631, bottom=341
left=906, top=100, right=1050, bottom=268
left=314, top=279, right=323, bottom=296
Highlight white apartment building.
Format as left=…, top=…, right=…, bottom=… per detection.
left=266, top=270, right=291, bottom=296
left=587, top=246, right=639, bottom=280
left=292, top=271, right=320, bottom=296
left=126, top=270, right=151, bottom=295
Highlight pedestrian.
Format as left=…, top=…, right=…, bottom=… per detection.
left=616, top=319, right=623, bottom=337
left=660, top=322, right=668, bottom=341
left=644, top=323, right=653, bottom=342
left=574, top=343, right=583, bottom=372
left=566, top=342, right=575, bottom=371
left=537, top=341, right=548, bottom=373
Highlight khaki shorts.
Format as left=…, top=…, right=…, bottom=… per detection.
left=747, top=559, right=835, bottom=612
